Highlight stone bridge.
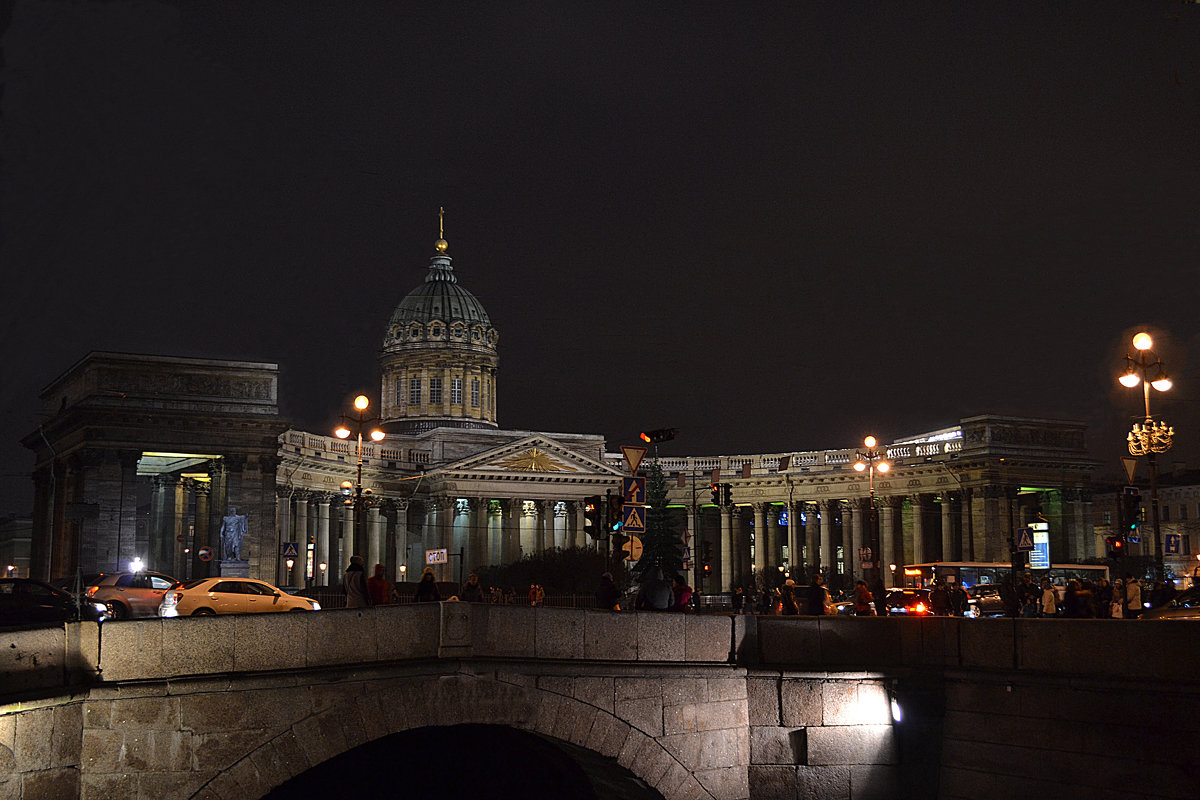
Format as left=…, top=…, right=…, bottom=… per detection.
left=2, top=606, right=1197, bottom=799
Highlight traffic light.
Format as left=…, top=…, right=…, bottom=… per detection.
left=710, top=484, right=721, bottom=505
left=607, top=494, right=624, bottom=532
left=703, top=542, right=713, bottom=564
left=1122, top=489, right=1143, bottom=535
left=721, top=483, right=733, bottom=506
left=639, top=428, right=678, bottom=444
left=1106, top=535, right=1126, bottom=559
left=583, top=495, right=602, bottom=540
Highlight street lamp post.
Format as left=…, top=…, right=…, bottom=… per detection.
left=1118, top=332, right=1174, bottom=580
left=853, top=436, right=891, bottom=588
left=334, top=395, right=385, bottom=567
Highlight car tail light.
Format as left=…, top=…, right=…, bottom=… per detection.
left=86, top=586, right=98, bottom=598
left=914, top=602, right=927, bottom=614
left=162, top=591, right=180, bottom=607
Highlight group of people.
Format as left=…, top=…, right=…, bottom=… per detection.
left=1009, top=572, right=1167, bottom=619
left=735, top=574, right=885, bottom=616
left=342, top=556, right=488, bottom=608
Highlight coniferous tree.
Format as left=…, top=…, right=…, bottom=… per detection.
left=632, top=460, right=683, bottom=583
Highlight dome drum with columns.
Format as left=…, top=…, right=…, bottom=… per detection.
left=379, top=231, right=499, bottom=434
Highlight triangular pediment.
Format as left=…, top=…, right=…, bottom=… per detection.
left=437, top=436, right=623, bottom=478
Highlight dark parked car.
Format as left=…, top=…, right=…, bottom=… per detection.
left=0, top=578, right=109, bottom=627
left=1140, top=587, right=1200, bottom=620
left=967, top=584, right=1007, bottom=617
left=883, top=589, right=931, bottom=616
left=83, top=571, right=179, bottom=619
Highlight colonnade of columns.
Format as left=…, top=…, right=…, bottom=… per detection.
left=277, top=492, right=594, bottom=587
left=695, top=487, right=1092, bottom=593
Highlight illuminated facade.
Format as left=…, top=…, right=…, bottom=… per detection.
left=24, top=232, right=1102, bottom=593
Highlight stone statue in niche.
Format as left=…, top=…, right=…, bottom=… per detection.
left=219, top=507, right=248, bottom=561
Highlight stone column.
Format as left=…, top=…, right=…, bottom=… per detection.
left=848, top=499, right=864, bottom=581
left=566, top=500, right=581, bottom=549
left=500, top=498, right=521, bottom=563
left=392, top=500, right=410, bottom=582
left=880, top=496, right=898, bottom=588
left=341, top=504, right=356, bottom=577
left=766, top=505, right=780, bottom=569
left=911, top=494, right=927, bottom=565
left=961, top=488, right=974, bottom=561
left=805, top=502, right=820, bottom=574
left=367, top=506, right=383, bottom=572
left=192, top=481, right=212, bottom=579
left=752, top=503, right=767, bottom=574
left=788, top=501, right=803, bottom=571
left=535, top=501, right=552, bottom=556
left=819, top=500, right=835, bottom=576
left=941, top=492, right=955, bottom=562
left=172, top=479, right=189, bottom=579
left=982, top=486, right=1005, bottom=562
left=314, top=496, right=330, bottom=585
left=150, top=476, right=169, bottom=573
left=277, top=490, right=294, bottom=586
left=467, top=498, right=488, bottom=572
left=720, top=505, right=733, bottom=591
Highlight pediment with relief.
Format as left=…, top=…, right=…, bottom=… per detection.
left=438, top=436, right=622, bottom=478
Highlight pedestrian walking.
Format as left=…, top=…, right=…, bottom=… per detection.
left=344, top=555, right=371, bottom=609
left=807, top=574, right=830, bottom=615
left=1124, top=574, right=1142, bottom=619
left=1039, top=577, right=1058, bottom=617
left=459, top=573, right=485, bottom=603
left=596, top=572, right=620, bottom=610
left=949, top=582, right=970, bottom=616
left=366, top=563, right=391, bottom=606
left=853, top=580, right=875, bottom=616
left=414, top=566, right=441, bottom=602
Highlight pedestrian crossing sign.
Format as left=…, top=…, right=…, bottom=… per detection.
left=623, top=504, right=646, bottom=534
left=280, top=541, right=300, bottom=557
left=1015, top=527, right=1034, bottom=551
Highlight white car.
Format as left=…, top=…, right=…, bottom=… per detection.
left=159, top=577, right=320, bottom=617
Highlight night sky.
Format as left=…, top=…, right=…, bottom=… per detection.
left=2, top=1, right=1199, bottom=515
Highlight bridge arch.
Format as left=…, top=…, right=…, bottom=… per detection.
left=188, top=671, right=712, bottom=800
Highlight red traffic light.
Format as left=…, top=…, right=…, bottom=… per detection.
left=640, top=428, right=678, bottom=444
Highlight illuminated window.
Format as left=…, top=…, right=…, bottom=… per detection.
left=430, top=377, right=443, bottom=404
left=471, top=378, right=480, bottom=407
left=451, top=377, right=462, bottom=405
left=409, top=377, right=421, bottom=406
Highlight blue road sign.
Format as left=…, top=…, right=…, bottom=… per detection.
left=1165, top=533, right=1181, bottom=555
left=622, top=504, right=646, bottom=534
left=622, top=476, right=646, bottom=505
left=280, top=542, right=300, bottom=558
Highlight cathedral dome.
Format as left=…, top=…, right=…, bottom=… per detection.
left=386, top=252, right=492, bottom=330
left=378, top=234, right=500, bottom=434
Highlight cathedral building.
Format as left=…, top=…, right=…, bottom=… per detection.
left=23, top=229, right=1101, bottom=594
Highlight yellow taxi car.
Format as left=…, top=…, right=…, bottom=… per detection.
left=159, top=577, right=320, bottom=617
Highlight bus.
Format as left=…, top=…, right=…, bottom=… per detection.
left=901, top=562, right=1110, bottom=595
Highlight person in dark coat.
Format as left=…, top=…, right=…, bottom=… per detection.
left=806, top=574, right=829, bottom=615
left=344, top=555, right=371, bottom=608
left=366, top=563, right=391, bottom=606
left=780, top=579, right=800, bottom=615
left=414, top=567, right=441, bottom=602
left=930, top=582, right=951, bottom=616
left=459, top=573, right=485, bottom=603
left=596, top=572, right=621, bottom=610
left=949, top=582, right=970, bottom=616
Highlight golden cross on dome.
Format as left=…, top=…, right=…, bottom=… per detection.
left=435, top=207, right=449, bottom=253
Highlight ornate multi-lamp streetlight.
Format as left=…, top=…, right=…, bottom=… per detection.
left=334, top=395, right=385, bottom=567
left=853, top=436, right=890, bottom=587
left=1118, top=331, right=1174, bottom=579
